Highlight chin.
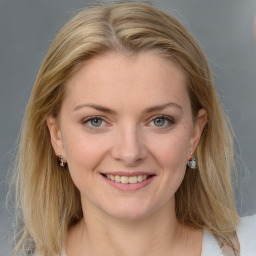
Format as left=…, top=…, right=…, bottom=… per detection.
left=108, top=210, right=149, bottom=221
left=103, top=201, right=155, bottom=221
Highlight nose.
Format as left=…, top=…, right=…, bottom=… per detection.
left=111, top=124, right=147, bottom=166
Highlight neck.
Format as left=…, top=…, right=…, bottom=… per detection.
left=67, top=198, right=202, bottom=256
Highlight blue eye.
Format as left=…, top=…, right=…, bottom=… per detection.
left=89, top=118, right=103, bottom=127
left=153, top=117, right=166, bottom=127
left=151, top=115, right=175, bottom=128
left=82, top=116, right=105, bottom=128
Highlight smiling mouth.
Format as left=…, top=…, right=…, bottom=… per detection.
left=101, top=174, right=154, bottom=184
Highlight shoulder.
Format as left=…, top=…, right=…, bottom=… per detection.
left=237, top=214, right=256, bottom=254
left=202, top=215, right=256, bottom=256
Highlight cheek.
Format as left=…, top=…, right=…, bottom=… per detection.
left=148, top=127, right=191, bottom=193
left=62, top=133, right=111, bottom=198
left=61, top=126, right=109, bottom=177
left=157, top=138, right=188, bottom=187
left=148, top=128, right=191, bottom=169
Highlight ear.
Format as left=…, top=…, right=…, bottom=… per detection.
left=188, top=108, right=207, bottom=157
left=47, top=116, right=66, bottom=159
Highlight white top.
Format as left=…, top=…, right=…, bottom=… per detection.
left=62, top=215, right=256, bottom=256
left=201, top=214, right=256, bottom=256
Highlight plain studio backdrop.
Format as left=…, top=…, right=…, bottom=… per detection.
left=0, top=0, right=255, bottom=254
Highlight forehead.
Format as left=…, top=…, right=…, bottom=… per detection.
left=63, top=52, right=190, bottom=112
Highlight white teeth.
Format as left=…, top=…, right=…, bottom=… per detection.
left=137, top=175, right=143, bottom=182
left=114, top=175, right=121, bottom=182
left=121, top=176, right=129, bottom=184
left=128, top=176, right=137, bottom=184
left=105, top=174, right=151, bottom=183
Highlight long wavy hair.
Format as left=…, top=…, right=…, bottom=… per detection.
left=12, top=1, right=239, bottom=255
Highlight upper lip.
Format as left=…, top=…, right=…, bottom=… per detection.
left=100, top=171, right=156, bottom=177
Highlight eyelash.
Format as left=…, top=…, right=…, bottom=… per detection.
left=81, top=115, right=176, bottom=130
left=81, top=116, right=107, bottom=129
left=148, top=115, right=176, bottom=128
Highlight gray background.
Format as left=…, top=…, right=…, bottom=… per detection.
left=0, top=0, right=255, bottom=254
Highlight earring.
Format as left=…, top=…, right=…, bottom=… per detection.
left=57, top=155, right=67, bottom=167
left=187, top=152, right=197, bottom=169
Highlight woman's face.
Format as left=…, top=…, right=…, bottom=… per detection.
left=48, top=52, right=206, bottom=220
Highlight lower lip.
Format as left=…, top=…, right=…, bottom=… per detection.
left=101, top=175, right=155, bottom=191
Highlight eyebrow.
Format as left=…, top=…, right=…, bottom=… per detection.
left=143, top=102, right=182, bottom=113
left=73, top=103, right=117, bottom=114
left=73, top=102, right=182, bottom=114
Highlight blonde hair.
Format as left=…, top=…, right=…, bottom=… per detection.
left=12, top=1, right=239, bottom=255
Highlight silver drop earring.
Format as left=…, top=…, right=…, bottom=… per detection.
left=58, top=155, right=67, bottom=168
left=187, top=152, right=197, bottom=169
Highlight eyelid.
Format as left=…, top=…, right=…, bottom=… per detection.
left=80, top=114, right=176, bottom=130
left=150, top=114, right=175, bottom=121
left=148, top=115, right=176, bottom=127
left=81, top=115, right=109, bottom=129
left=81, top=115, right=104, bottom=123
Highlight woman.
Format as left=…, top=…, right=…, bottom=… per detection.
left=12, top=1, right=255, bottom=255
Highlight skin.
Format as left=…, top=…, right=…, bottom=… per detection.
left=47, top=52, right=207, bottom=256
